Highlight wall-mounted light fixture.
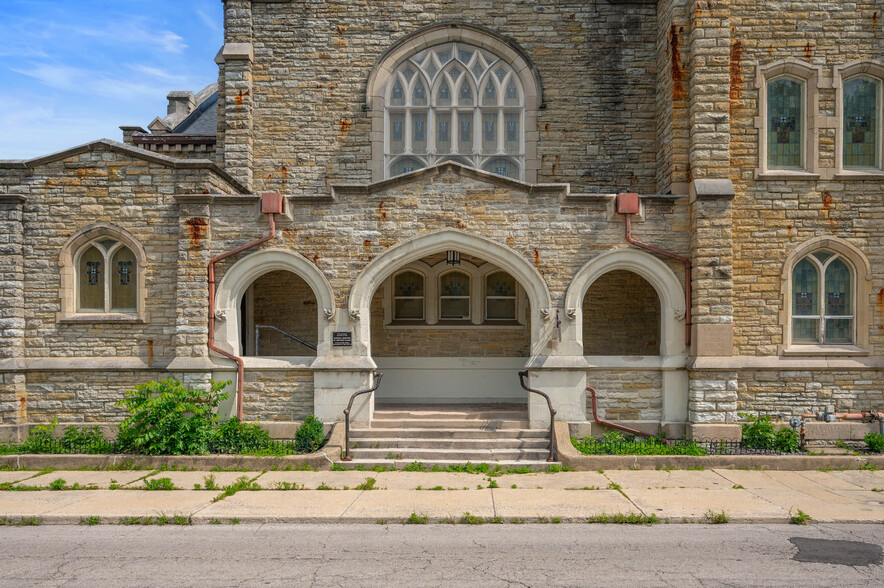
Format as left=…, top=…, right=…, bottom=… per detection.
left=446, top=250, right=460, bottom=266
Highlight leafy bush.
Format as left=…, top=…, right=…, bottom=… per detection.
left=294, top=415, right=325, bottom=453
left=773, top=427, right=800, bottom=453
left=572, top=430, right=708, bottom=456
left=740, top=414, right=777, bottom=450
left=60, top=425, right=111, bottom=453
left=210, top=418, right=271, bottom=453
left=115, top=378, right=230, bottom=455
left=865, top=432, right=884, bottom=453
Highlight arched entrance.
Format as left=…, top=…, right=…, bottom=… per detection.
left=564, top=248, right=689, bottom=429
left=349, top=229, right=552, bottom=404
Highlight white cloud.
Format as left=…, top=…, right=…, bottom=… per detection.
left=12, top=64, right=168, bottom=101
left=72, top=23, right=187, bottom=54
left=129, top=64, right=188, bottom=84
left=196, top=9, right=222, bottom=33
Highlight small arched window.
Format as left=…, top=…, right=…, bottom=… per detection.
left=393, top=270, right=425, bottom=320
left=76, top=238, right=138, bottom=313
left=485, top=271, right=517, bottom=321
left=791, top=251, right=853, bottom=345
left=385, top=41, right=525, bottom=180
left=439, top=270, right=471, bottom=320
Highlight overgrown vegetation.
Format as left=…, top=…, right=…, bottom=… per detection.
left=0, top=378, right=327, bottom=457
left=573, top=431, right=708, bottom=456
left=865, top=432, right=884, bottom=453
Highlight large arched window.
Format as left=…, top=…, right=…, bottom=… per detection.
left=384, top=41, right=525, bottom=180
left=842, top=76, right=880, bottom=169
left=767, top=77, right=804, bottom=170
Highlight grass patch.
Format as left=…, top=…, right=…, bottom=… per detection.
left=404, top=513, right=428, bottom=524
left=273, top=481, right=305, bottom=491
left=573, top=432, right=707, bottom=456
left=732, top=484, right=744, bottom=489
left=354, top=477, right=376, bottom=491
left=214, top=476, right=261, bottom=501
left=703, top=510, right=729, bottom=524
left=142, top=477, right=177, bottom=491
left=459, top=512, right=484, bottom=525
left=789, top=508, right=812, bottom=525
left=586, top=513, right=659, bottom=525
left=79, top=516, right=100, bottom=526
left=0, top=517, right=42, bottom=526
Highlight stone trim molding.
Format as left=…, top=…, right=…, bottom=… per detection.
left=779, top=236, right=872, bottom=352
left=563, top=247, right=688, bottom=358
left=0, top=138, right=248, bottom=194
left=57, top=223, right=149, bottom=323
left=330, top=161, right=568, bottom=199
left=349, top=229, right=552, bottom=356
left=753, top=58, right=824, bottom=178
left=834, top=59, right=884, bottom=173
left=364, top=22, right=543, bottom=183
left=213, top=248, right=336, bottom=355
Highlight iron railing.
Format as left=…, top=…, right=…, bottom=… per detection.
left=518, top=370, right=557, bottom=462
left=342, top=372, right=383, bottom=461
left=255, top=324, right=317, bottom=354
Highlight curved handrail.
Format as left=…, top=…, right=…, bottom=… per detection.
left=517, top=371, right=557, bottom=462
left=255, top=324, right=317, bottom=352
left=587, top=385, right=657, bottom=441
left=342, top=372, right=383, bottom=462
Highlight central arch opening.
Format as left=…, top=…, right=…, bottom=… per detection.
left=369, top=251, right=532, bottom=404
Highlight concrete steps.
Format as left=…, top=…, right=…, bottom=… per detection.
left=341, top=405, right=558, bottom=468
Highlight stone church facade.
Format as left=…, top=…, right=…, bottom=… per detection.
left=1, top=0, right=882, bottom=441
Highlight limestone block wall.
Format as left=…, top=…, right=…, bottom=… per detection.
left=736, top=370, right=884, bottom=417
left=586, top=370, right=663, bottom=423
left=23, top=370, right=167, bottom=423
left=241, top=369, right=314, bottom=421
left=237, top=0, right=659, bottom=195
left=728, top=0, right=884, bottom=356
left=582, top=269, right=661, bottom=355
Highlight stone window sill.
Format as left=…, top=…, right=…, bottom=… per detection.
left=755, top=170, right=820, bottom=181
left=58, top=313, right=146, bottom=324
left=782, top=345, right=869, bottom=357
left=833, top=170, right=884, bottom=180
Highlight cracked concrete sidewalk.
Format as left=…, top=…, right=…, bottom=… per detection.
left=1, top=468, right=882, bottom=524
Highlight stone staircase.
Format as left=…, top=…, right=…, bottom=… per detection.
left=342, top=404, right=558, bottom=469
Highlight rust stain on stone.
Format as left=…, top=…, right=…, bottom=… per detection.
left=378, top=200, right=387, bottom=222
left=506, top=237, right=515, bottom=247
left=234, top=90, right=250, bottom=106
left=185, top=217, right=208, bottom=248
left=787, top=225, right=793, bottom=237
left=146, top=340, right=154, bottom=365
left=670, top=26, right=687, bottom=100
left=877, top=288, right=884, bottom=313
left=685, top=162, right=693, bottom=183
left=19, top=397, right=26, bottom=420
left=363, top=239, right=372, bottom=249
left=729, top=38, right=743, bottom=102
left=873, top=11, right=878, bottom=26
left=280, top=165, right=288, bottom=193
left=455, top=220, right=465, bottom=229
left=340, top=118, right=352, bottom=134
left=312, top=253, right=320, bottom=265
left=533, top=248, right=540, bottom=267
left=822, top=192, right=833, bottom=210
left=544, top=123, right=549, bottom=133
left=803, top=42, right=814, bottom=61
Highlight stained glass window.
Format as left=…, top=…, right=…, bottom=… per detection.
left=440, top=271, right=470, bottom=320
left=393, top=271, right=424, bottom=320
left=768, top=78, right=803, bottom=169
left=843, top=77, right=878, bottom=169
left=791, top=252, right=854, bottom=345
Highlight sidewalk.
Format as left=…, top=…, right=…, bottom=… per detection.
left=1, top=467, right=882, bottom=524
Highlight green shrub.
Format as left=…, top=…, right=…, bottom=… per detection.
left=865, top=432, right=884, bottom=453
left=572, top=430, right=707, bottom=456
left=294, top=415, right=325, bottom=453
left=773, top=427, right=800, bottom=453
left=18, top=420, right=59, bottom=453
left=60, top=425, right=111, bottom=453
left=210, top=418, right=271, bottom=453
left=740, top=414, right=776, bottom=450
left=115, top=378, right=230, bottom=455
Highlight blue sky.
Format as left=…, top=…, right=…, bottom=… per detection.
left=0, top=0, right=223, bottom=159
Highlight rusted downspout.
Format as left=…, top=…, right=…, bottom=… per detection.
left=207, top=193, right=282, bottom=420
left=617, top=193, right=692, bottom=346
left=587, top=385, right=655, bottom=439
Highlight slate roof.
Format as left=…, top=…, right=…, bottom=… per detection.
left=171, top=91, right=218, bottom=135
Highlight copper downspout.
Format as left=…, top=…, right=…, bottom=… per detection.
left=208, top=211, right=277, bottom=420
left=587, top=385, right=655, bottom=439
left=621, top=204, right=692, bottom=346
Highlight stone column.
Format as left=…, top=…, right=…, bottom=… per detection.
left=0, top=195, right=26, bottom=430
left=220, top=0, right=254, bottom=192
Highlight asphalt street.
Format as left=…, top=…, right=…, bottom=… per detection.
left=0, top=523, right=881, bottom=587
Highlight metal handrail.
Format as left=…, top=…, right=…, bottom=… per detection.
left=518, top=370, right=557, bottom=462
left=342, top=372, right=383, bottom=461
left=255, top=324, right=317, bottom=353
